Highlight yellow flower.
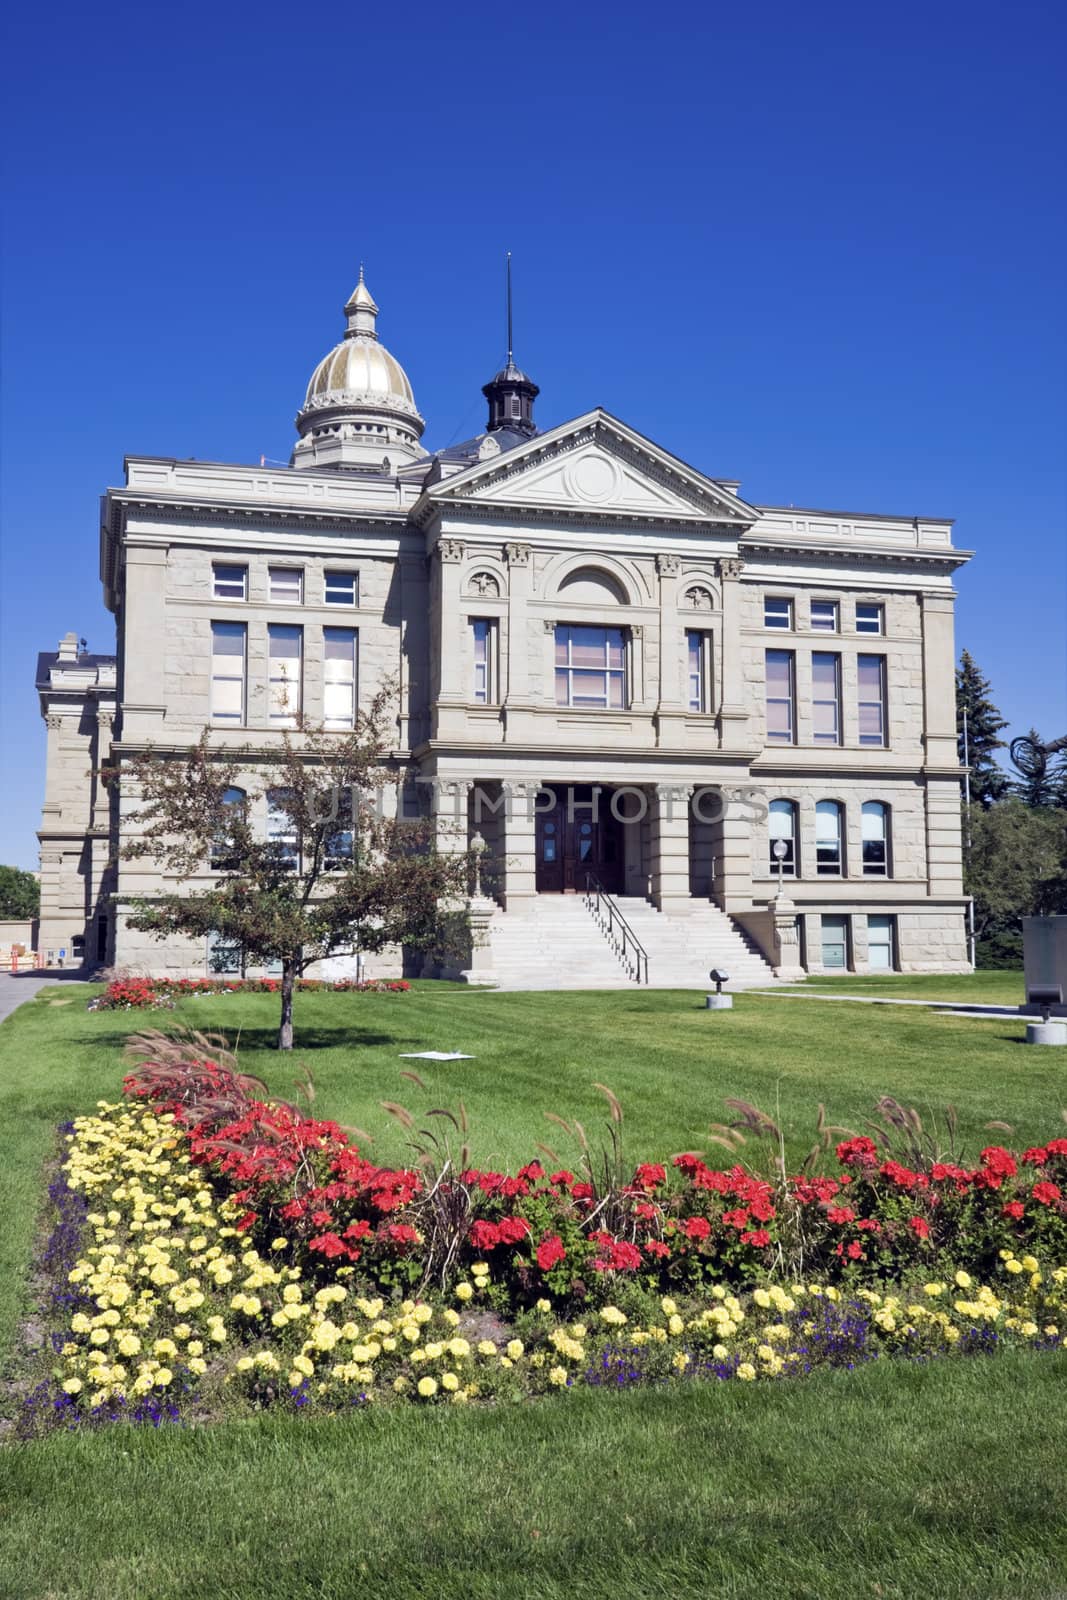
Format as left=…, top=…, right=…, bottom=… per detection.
left=1021, top=1256, right=1039, bottom=1274
left=455, top=1283, right=474, bottom=1303
left=753, top=1289, right=771, bottom=1309
left=287, top=1371, right=305, bottom=1389
left=442, top=1309, right=461, bottom=1328
left=117, top=1334, right=141, bottom=1357
left=535, top=1298, right=552, bottom=1314
left=61, top=1378, right=83, bottom=1395
left=549, top=1366, right=569, bottom=1387
left=506, top=1339, right=525, bottom=1360
left=478, top=1340, right=497, bottom=1356
left=450, top=1389, right=469, bottom=1405
left=954, top=1270, right=972, bottom=1289
left=441, top=1372, right=459, bottom=1392
left=672, top=1352, right=690, bottom=1372
left=923, top=1282, right=945, bottom=1296
left=667, top=1314, right=684, bottom=1337
left=661, top=1297, right=678, bottom=1316
left=154, top=1368, right=173, bottom=1387
left=736, top=1362, right=756, bottom=1381
left=712, top=1344, right=729, bottom=1360
left=599, top=1307, right=627, bottom=1327
left=271, top=1238, right=288, bottom=1251
left=417, top=1376, right=438, bottom=1398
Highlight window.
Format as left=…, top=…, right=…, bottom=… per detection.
left=323, top=628, right=357, bottom=729
left=821, top=915, right=850, bottom=970
left=269, top=567, right=304, bottom=604
left=812, top=652, right=842, bottom=744
left=856, top=603, right=884, bottom=635
left=867, top=914, right=896, bottom=971
left=686, top=630, right=711, bottom=713
left=765, top=650, right=796, bottom=743
left=862, top=801, right=890, bottom=875
left=210, top=786, right=247, bottom=869
left=471, top=619, right=496, bottom=704
left=769, top=799, right=798, bottom=876
left=267, top=789, right=298, bottom=870
left=554, top=626, right=626, bottom=709
left=211, top=622, right=246, bottom=723
left=207, top=929, right=243, bottom=976
left=268, top=624, right=303, bottom=726
left=764, top=597, right=793, bottom=630
left=858, top=655, right=887, bottom=746
left=811, top=600, right=839, bottom=632
left=325, top=570, right=358, bottom=606
left=815, top=800, right=844, bottom=875
left=324, top=789, right=354, bottom=870
left=213, top=563, right=247, bottom=601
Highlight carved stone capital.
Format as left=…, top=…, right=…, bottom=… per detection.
left=542, top=618, right=556, bottom=634
left=45, top=714, right=64, bottom=731
left=438, top=538, right=465, bottom=564
left=629, top=624, right=644, bottom=640
left=656, top=553, right=681, bottom=576
left=40, top=852, right=63, bottom=865
left=504, top=542, right=531, bottom=567
left=717, top=557, right=745, bottom=581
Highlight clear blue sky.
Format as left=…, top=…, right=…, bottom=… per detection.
left=2, top=0, right=1065, bottom=869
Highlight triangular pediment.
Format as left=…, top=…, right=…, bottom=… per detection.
left=421, top=410, right=757, bottom=527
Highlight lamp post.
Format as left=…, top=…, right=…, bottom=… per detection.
left=772, top=837, right=788, bottom=895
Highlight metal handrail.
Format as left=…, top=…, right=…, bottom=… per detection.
left=582, top=872, right=649, bottom=984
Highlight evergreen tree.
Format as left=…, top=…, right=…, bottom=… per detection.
left=956, top=651, right=1009, bottom=808
left=1009, top=727, right=1059, bottom=808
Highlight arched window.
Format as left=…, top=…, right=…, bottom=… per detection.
left=210, top=786, right=247, bottom=869
left=862, top=802, right=890, bottom=876
left=816, top=800, right=844, bottom=875
left=267, top=788, right=299, bottom=871
left=768, top=799, right=798, bottom=876
left=557, top=567, right=627, bottom=605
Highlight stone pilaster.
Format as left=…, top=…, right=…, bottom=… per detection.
left=650, top=783, right=692, bottom=914
left=500, top=778, right=541, bottom=908
left=716, top=558, right=749, bottom=750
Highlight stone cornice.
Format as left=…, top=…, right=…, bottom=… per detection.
left=110, top=492, right=411, bottom=539
left=740, top=536, right=971, bottom=574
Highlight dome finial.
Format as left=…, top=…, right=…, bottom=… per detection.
left=344, top=267, right=378, bottom=340
left=482, top=252, right=539, bottom=437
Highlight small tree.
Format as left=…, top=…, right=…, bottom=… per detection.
left=0, top=866, right=40, bottom=920
left=120, top=691, right=472, bottom=1049
left=956, top=650, right=1009, bottom=808
left=1010, top=728, right=1061, bottom=809
left=965, top=798, right=1067, bottom=941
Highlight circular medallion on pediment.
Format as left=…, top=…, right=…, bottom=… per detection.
left=564, top=454, right=620, bottom=505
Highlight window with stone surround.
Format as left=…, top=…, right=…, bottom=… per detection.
left=268, top=624, right=303, bottom=726
left=266, top=789, right=299, bottom=871
left=856, top=603, right=884, bottom=635
left=471, top=619, right=497, bottom=704
left=815, top=800, right=844, bottom=875
left=324, top=570, right=358, bottom=606
left=323, top=628, right=357, bottom=729
left=769, top=799, right=798, bottom=876
left=210, top=621, right=246, bottom=724
left=765, top=649, right=796, bottom=742
left=821, top=914, right=850, bottom=970
left=213, top=564, right=247, bottom=601
left=862, top=802, right=891, bottom=875
left=207, top=929, right=243, bottom=976
left=764, top=596, right=793, bottom=630
left=554, top=626, right=626, bottom=709
left=811, top=600, right=839, bottom=632
left=686, top=630, right=711, bottom=713
left=812, top=652, right=842, bottom=744
left=210, top=786, right=247, bottom=869
left=867, top=914, right=896, bottom=970
left=269, top=567, right=304, bottom=604
left=858, top=655, right=887, bottom=746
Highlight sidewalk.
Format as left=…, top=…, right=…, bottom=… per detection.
left=747, top=989, right=1020, bottom=1019
left=0, top=971, right=85, bottom=1026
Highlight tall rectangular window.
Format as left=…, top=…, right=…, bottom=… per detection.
left=765, top=649, right=795, bottom=742
left=815, top=800, right=844, bottom=875
left=323, top=628, right=357, bottom=730
left=812, top=652, right=842, bottom=744
left=867, top=914, right=896, bottom=970
left=213, top=564, right=247, bottom=601
left=858, top=655, right=887, bottom=746
left=207, top=929, right=243, bottom=976
left=686, top=630, right=710, bottom=713
left=266, top=789, right=299, bottom=871
left=324, top=570, right=358, bottom=607
left=471, top=619, right=496, bottom=704
left=856, top=603, right=884, bottom=635
left=211, top=622, right=246, bottom=723
left=268, top=624, right=303, bottom=726
left=764, top=597, right=793, bottom=630
left=862, top=802, right=890, bottom=875
left=554, top=626, right=626, bottom=709
left=821, top=915, right=850, bottom=971
left=810, top=600, right=838, bottom=632
left=269, top=567, right=304, bottom=604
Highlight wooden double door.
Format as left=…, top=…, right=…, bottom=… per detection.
left=535, top=786, right=625, bottom=894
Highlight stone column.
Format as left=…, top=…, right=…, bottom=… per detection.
left=432, top=539, right=466, bottom=739
left=503, top=542, right=533, bottom=700
left=500, top=777, right=541, bottom=908
left=650, top=783, right=693, bottom=914
left=771, top=891, right=807, bottom=980
left=716, top=557, right=750, bottom=750
left=712, top=786, right=755, bottom=913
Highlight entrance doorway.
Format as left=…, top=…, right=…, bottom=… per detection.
left=535, top=786, right=624, bottom=894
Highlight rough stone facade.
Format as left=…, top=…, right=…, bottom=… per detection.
left=38, top=275, right=971, bottom=977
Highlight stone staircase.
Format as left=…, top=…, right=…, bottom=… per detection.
left=485, top=895, right=778, bottom=991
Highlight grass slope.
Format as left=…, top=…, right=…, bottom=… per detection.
left=1, top=977, right=1064, bottom=1600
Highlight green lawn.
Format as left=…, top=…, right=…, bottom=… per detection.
left=2, top=979, right=1064, bottom=1600
left=797, top=970, right=1026, bottom=1004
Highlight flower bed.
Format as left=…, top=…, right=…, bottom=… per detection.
left=88, top=976, right=410, bottom=1011
left=18, top=1053, right=1067, bottom=1431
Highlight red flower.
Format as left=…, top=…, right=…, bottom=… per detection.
left=236, top=1210, right=257, bottom=1232
left=549, top=1169, right=575, bottom=1187
left=1001, top=1200, right=1025, bottom=1220
left=880, top=1160, right=923, bottom=1191
left=536, top=1234, right=566, bottom=1271
left=310, top=1209, right=333, bottom=1227
left=518, top=1162, right=546, bottom=1183
left=826, top=1205, right=856, bottom=1225
left=634, top=1163, right=667, bottom=1191
left=469, top=1220, right=502, bottom=1251
left=836, top=1136, right=878, bottom=1166
left=908, top=1216, right=931, bottom=1239
left=855, top=1218, right=882, bottom=1234
left=721, top=1208, right=750, bottom=1230
left=846, top=1241, right=865, bottom=1260
left=740, top=1229, right=771, bottom=1248
left=1032, top=1181, right=1062, bottom=1206
left=643, top=1239, right=671, bottom=1259
left=1047, top=1139, right=1067, bottom=1156
left=592, top=1238, right=643, bottom=1272
left=980, top=1147, right=1018, bottom=1180
left=634, top=1201, right=659, bottom=1222
left=1022, top=1147, right=1049, bottom=1166
left=308, top=1231, right=348, bottom=1258
left=497, top=1215, right=531, bottom=1245
left=387, top=1223, right=419, bottom=1245
left=682, top=1215, right=711, bottom=1240
left=571, top=1182, right=594, bottom=1202
left=344, top=1219, right=371, bottom=1240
